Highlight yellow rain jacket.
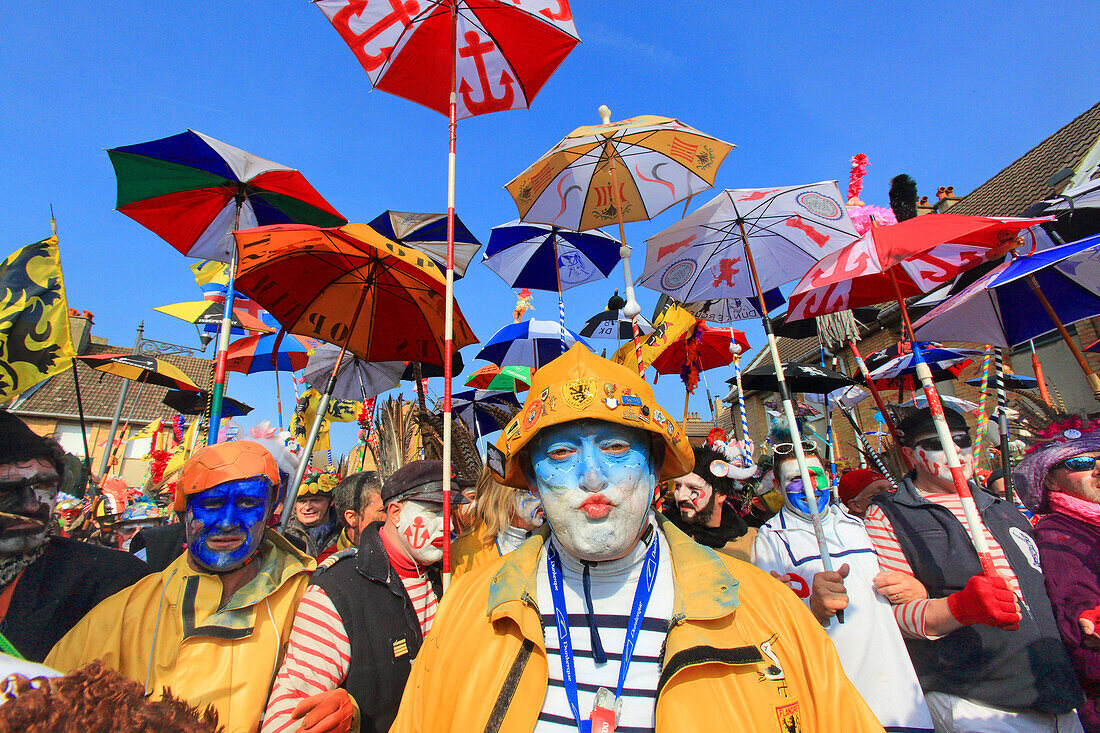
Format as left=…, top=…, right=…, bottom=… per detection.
left=393, top=515, right=883, bottom=733
left=47, top=531, right=314, bottom=733
left=450, top=524, right=503, bottom=581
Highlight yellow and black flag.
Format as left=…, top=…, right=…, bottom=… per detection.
left=0, top=234, right=76, bottom=402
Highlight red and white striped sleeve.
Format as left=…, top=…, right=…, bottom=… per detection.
left=261, top=585, right=352, bottom=733
left=862, top=505, right=941, bottom=640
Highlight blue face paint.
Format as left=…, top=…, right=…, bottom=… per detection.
left=185, top=477, right=272, bottom=572
left=784, top=470, right=830, bottom=516
left=528, top=419, right=656, bottom=561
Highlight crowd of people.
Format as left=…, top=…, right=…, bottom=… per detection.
left=2, top=343, right=1099, bottom=732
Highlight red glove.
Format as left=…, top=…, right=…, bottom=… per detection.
left=947, top=574, right=1021, bottom=629
left=291, top=688, right=355, bottom=733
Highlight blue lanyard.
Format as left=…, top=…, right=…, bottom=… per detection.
left=546, top=535, right=660, bottom=733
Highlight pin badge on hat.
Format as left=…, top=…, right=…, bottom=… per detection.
left=562, top=378, right=597, bottom=410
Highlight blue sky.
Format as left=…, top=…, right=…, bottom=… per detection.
left=3, top=2, right=1097, bottom=458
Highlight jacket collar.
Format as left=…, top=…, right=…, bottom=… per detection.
left=487, top=513, right=740, bottom=640
left=889, top=473, right=996, bottom=511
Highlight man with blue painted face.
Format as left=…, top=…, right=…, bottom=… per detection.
left=752, top=424, right=935, bottom=732
left=392, top=344, right=883, bottom=732
left=46, top=440, right=315, bottom=733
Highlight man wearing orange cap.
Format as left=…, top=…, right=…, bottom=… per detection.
left=391, top=344, right=883, bottom=732
left=46, top=441, right=315, bottom=733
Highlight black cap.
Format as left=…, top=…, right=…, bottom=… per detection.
left=381, top=460, right=467, bottom=506
left=891, top=405, right=969, bottom=446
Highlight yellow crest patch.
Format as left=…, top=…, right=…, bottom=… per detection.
left=393, top=638, right=409, bottom=658
left=561, top=378, right=597, bottom=411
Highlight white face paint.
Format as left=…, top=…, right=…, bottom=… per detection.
left=528, top=419, right=655, bottom=562
left=0, top=458, right=60, bottom=555
left=513, top=491, right=544, bottom=530
left=394, top=499, right=446, bottom=566
left=904, top=430, right=974, bottom=492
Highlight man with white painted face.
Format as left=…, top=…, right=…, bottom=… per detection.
left=47, top=440, right=315, bottom=733
left=864, top=406, right=1084, bottom=732
left=0, top=411, right=148, bottom=662
left=262, top=459, right=466, bottom=733
left=391, top=344, right=882, bottom=732
left=664, top=439, right=754, bottom=560
left=753, top=426, right=935, bottom=732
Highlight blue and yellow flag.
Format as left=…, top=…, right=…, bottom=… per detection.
left=291, top=387, right=361, bottom=452
left=0, top=235, right=76, bottom=402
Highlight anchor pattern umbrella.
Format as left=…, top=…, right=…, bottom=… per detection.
left=315, top=0, right=580, bottom=120
left=484, top=221, right=621, bottom=292
left=108, top=130, right=346, bottom=262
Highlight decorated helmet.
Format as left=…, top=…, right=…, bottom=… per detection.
left=173, top=440, right=280, bottom=511
left=492, top=343, right=693, bottom=488
left=118, top=501, right=162, bottom=524
left=299, top=470, right=340, bottom=497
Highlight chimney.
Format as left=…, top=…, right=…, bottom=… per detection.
left=68, top=310, right=94, bottom=355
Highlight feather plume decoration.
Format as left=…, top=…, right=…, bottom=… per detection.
left=679, top=321, right=705, bottom=394
left=889, top=174, right=919, bottom=222
left=847, top=153, right=869, bottom=202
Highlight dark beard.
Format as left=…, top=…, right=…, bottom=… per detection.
left=0, top=521, right=55, bottom=587
left=681, top=491, right=719, bottom=527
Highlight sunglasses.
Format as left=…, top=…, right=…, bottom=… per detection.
left=772, top=440, right=816, bottom=456
left=1056, top=455, right=1100, bottom=473
left=914, top=434, right=972, bottom=451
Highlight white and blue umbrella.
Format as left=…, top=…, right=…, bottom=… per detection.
left=475, top=319, right=590, bottom=369
left=484, top=221, right=621, bottom=352
left=449, top=389, right=522, bottom=440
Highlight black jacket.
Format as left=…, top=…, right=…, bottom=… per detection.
left=2, top=536, right=151, bottom=661
left=129, top=522, right=186, bottom=573
left=873, top=476, right=1083, bottom=713
left=310, top=522, right=442, bottom=733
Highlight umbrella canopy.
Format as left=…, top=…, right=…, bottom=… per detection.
left=154, top=299, right=273, bottom=334
left=108, top=129, right=346, bottom=262
left=506, top=115, right=734, bottom=232
left=484, top=221, right=621, bottom=292
left=303, top=344, right=406, bottom=402
left=913, top=234, right=1100, bottom=347
left=650, top=323, right=749, bottom=376
left=449, top=389, right=522, bottom=437
left=736, top=362, right=856, bottom=395
left=78, top=353, right=202, bottom=392
left=787, top=214, right=1047, bottom=320
left=224, top=332, right=311, bottom=375
left=162, top=389, right=253, bottom=418
left=965, top=373, right=1039, bottom=390
left=464, top=363, right=532, bottom=392
left=368, top=210, right=482, bottom=279
left=580, top=310, right=655, bottom=340
left=475, top=319, right=588, bottom=369
left=640, top=182, right=859, bottom=303
left=683, top=289, right=786, bottom=325
left=402, top=352, right=464, bottom=380
left=315, top=0, right=579, bottom=120
left=233, top=223, right=478, bottom=366
left=863, top=343, right=984, bottom=380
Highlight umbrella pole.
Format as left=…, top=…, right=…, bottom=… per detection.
left=1030, top=340, right=1053, bottom=406
left=701, top=370, right=716, bottom=421
left=838, top=405, right=897, bottom=487
left=599, top=111, right=645, bottom=376
left=733, top=352, right=750, bottom=447
left=553, top=232, right=566, bottom=355
left=208, top=197, right=244, bottom=445
left=274, top=363, right=285, bottom=432
left=1025, top=275, right=1100, bottom=399
left=975, top=349, right=992, bottom=468
left=888, top=268, right=998, bottom=576
left=98, top=322, right=143, bottom=484
left=281, top=290, right=369, bottom=534
left=847, top=339, right=901, bottom=445
left=69, top=358, right=92, bottom=497
left=682, top=390, right=691, bottom=432
left=994, top=348, right=1015, bottom=503
left=440, top=18, right=459, bottom=586
left=741, top=227, right=838, bottom=586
